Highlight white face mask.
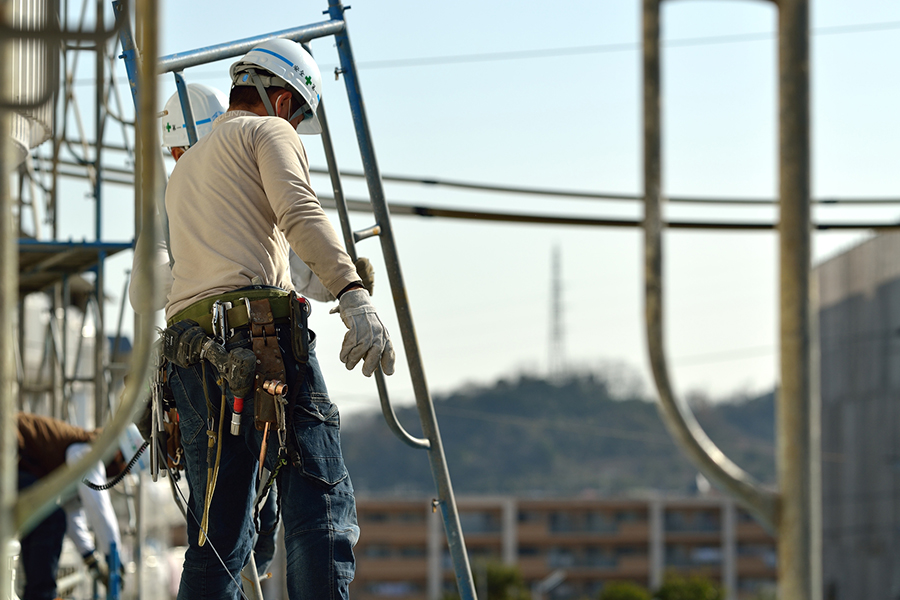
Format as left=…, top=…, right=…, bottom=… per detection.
left=276, top=92, right=307, bottom=126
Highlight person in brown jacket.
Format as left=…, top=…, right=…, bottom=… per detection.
left=16, top=413, right=127, bottom=600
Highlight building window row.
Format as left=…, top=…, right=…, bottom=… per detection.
left=359, top=510, right=426, bottom=524
left=518, top=509, right=647, bottom=533
left=664, top=509, right=721, bottom=532
left=737, top=543, right=777, bottom=567
left=361, top=544, right=427, bottom=559
left=665, top=544, right=723, bottom=566
left=365, top=581, right=423, bottom=597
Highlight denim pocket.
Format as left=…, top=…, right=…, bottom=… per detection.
left=291, top=395, right=348, bottom=486
left=167, top=364, right=208, bottom=446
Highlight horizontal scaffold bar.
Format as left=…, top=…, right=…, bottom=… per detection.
left=157, top=19, right=345, bottom=74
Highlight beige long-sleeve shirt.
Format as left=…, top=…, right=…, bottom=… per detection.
left=164, top=110, right=359, bottom=319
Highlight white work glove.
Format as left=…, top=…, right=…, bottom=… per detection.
left=330, top=288, right=395, bottom=376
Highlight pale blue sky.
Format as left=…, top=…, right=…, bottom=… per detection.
left=56, top=0, right=900, bottom=417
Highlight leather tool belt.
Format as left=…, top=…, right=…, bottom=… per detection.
left=167, top=287, right=311, bottom=431
left=167, top=287, right=292, bottom=334
left=247, top=298, right=287, bottom=430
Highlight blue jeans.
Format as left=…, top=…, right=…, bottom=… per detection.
left=168, top=327, right=358, bottom=600
left=254, top=486, right=279, bottom=575
left=18, top=470, right=67, bottom=600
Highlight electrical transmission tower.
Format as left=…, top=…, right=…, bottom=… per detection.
left=549, top=244, right=566, bottom=378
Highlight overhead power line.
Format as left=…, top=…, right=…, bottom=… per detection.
left=309, top=167, right=900, bottom=206
left=317, top=196, right=900, bottom=231
left=40, top=150, right=899, bottom=208
left=33, top=153, right=900, bottom=229
left=343, top=20, right=900, bottom=70
left=83, top=18, right=900, bottom=86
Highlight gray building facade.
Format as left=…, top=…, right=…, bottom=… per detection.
left=817, top=232, right=900, bottom=600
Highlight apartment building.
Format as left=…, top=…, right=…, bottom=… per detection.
left=351, top=495, right=776, bottom=600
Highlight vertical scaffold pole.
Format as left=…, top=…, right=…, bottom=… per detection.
left=326, top=2, right=477, bottom=598
left=94, top=0, right=108, bottom=427
left=0, top=7, right=18, bottom=594
left=778, top=0, right=820, bottom=598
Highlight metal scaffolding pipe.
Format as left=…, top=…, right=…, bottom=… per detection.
left=0, top=24, right=18, bottom=598
left=778, top=0, right=821, bottom=598
left=156, top=20, right=345, bottom=74
left=14, top=0, right=159, bottom=537
left=315, top=99, right=429, bottom=450
left=327, top=1, right=476, bottom=597
left=642, top=0, right=821, bottom=598
left=641, top=0, right=778, bottom=532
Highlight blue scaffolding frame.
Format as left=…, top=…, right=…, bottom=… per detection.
left=116, top=1, right=477, bottom=598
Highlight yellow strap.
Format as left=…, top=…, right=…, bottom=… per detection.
left=198, top=387, right=227, bottom=547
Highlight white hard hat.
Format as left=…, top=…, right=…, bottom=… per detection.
left=160, top=83, right=228, bottom=148
left=229, top=38, right=322, bottom=134
left=119, top=423, right=149, bottom=473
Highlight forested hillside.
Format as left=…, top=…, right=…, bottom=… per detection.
left=341, top=373, right=775, bottom=497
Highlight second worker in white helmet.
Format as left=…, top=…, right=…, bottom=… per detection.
left=163, top=39, right=392, bottom=599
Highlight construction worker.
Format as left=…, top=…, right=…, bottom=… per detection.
left=131, top=83, right=374, bottom=580
left=16, top=413, right=141, bottom=600
left=163, top=38, right=394, bottom=599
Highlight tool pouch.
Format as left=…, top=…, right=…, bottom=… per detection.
left=164, top=409, right=184, bottom=471
left=248, top=298, right=287, bottom=430
left=289, top=291, right=310, bottom=364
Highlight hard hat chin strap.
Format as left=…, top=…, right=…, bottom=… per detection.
left=246, top=69, right=276, bottom=116
left=236, top=66, right=309, bottom=121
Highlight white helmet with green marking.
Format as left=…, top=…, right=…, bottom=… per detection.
left=230, top=38, right=323, bottom=135
left=160, top=83, right=228, bottom=148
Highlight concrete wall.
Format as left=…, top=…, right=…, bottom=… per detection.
left=816, top=232, right=900, bottom=600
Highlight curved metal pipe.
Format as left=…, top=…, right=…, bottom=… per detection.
left=327, top=2, right=476, bottom=597
left=315, top=98, right=429, bottom=451
left=15, top=0, right=159, bottom=536
left=374, top=369, right=430, bottom=450
left=642, top=0, right=778, bottom=532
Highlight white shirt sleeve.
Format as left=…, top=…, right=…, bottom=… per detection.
left=289, top=250, right=335, bottom=303
left=65, top=443, right=122, bottom=557
left=130, top=238, right=174, bottom=315
left=63, top=499, right=95, bottom=557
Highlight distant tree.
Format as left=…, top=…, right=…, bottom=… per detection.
left=746, top=589, right=777, bottom=600
left=598, top=580, right=652, bottom=600
left=654, top=573, right=724, bottom=600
